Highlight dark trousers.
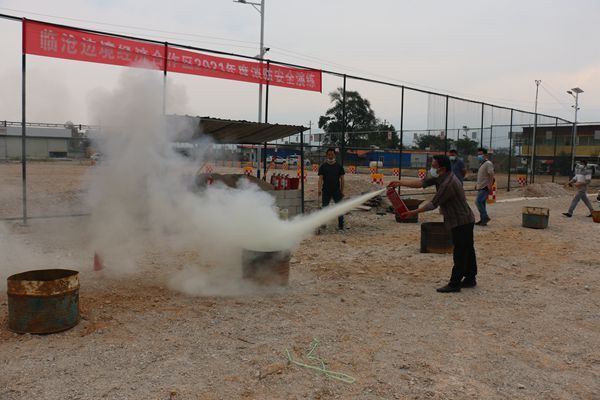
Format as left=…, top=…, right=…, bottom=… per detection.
left=449, top=222, right=477, bottom=286
left=322, top=190, right=344, bottom=228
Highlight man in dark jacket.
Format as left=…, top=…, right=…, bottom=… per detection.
left=318, top=148, right=345, bottom=230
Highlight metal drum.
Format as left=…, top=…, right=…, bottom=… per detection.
left=420, top=222, right=453, bottom=254
left=242, top=250, right=291, bottom=286
left=395, top=198, right=423, bottom=223
left=7, top=269, right=80, bottom=334
left=522, top=207, right=549, bottom=229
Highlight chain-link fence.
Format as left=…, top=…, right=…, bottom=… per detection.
left=2, top=14, right=598, bottom=222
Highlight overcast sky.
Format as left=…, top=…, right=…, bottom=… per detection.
left=1, top=0, right=599, bottom=132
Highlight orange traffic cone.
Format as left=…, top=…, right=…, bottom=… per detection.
left=93, top=252, right=104, bottom=271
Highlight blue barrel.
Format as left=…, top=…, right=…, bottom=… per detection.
left=7, top=269, right=80, bottom=334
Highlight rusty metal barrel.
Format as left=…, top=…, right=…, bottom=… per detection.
left=522, top=207, right=549, bottom=229
left=420, top=222, right=453, bottom=254
left=7, top=269, right=80, bottom=334
left=395, top=198, right=423, bottom=223
left=242, top=249, right=291, bottom=286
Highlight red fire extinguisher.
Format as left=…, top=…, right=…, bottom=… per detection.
left=281, top=174, right=287, bottom=190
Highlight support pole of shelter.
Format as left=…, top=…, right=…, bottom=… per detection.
left=21, top=18, right=28, bottom=225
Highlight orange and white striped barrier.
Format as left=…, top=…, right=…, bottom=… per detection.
left=93, top=252, right=104, bottom=271
left=371, top=173, right=384, bottom=185
left=243, top=166, right=253, bottom=176
left=297, top=169, right=308, bottom=181
left=418, top=168, right=427, bottom=180
left=487, top=181, right=497, bottom=204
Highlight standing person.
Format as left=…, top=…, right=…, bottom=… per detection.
left=318, top=148, right=345, bottom=230
left=388, top=155, right=477, bottom=293
left=449, top=149, right=466, bottom=184
left=563, top=160, right=594, bottom=217
left=475, top=148, right=494, bottom=226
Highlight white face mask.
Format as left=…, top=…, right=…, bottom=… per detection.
left=429, top=167, right=438, bottom=178
left=326, top=158, right=336, bottom=164
left=449, top=156, right=456, bottom=161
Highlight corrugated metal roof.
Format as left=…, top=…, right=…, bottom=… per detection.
left=169, top=115, right=308, bottom=144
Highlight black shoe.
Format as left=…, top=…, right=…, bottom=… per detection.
left=461, top=279, right=477, bottom=288
left=436, top=284, right=461, bottom=293
left=475, top=220, right=488, bottom=226
left=338, top=225, right=344, bottom=230
left=562, top=212, right=572, bottom=218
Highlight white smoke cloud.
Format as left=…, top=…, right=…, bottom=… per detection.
left=84, top=65, right=381, bottom=296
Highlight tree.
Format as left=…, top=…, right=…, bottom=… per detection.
left=455, top=135, right=479, bottom=156
left=318, top=88, right=378, bottom=148
left=414, top=134, right=452, bottom=151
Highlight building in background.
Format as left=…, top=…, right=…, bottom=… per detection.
left=0, top=121, right=90, bottom=160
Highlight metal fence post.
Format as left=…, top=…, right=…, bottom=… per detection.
left=341, top=74, right=347, bottom=166
left=507, top=109, right=513, bottom=192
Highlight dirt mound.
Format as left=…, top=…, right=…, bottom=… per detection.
left=518, top=182, right=570, bottom=197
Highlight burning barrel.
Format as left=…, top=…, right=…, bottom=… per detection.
left=7, top=269, right=80, bottom=334
left=242, top=249, right=291, bottom=286
left=420, top=222, right=453, bottom=254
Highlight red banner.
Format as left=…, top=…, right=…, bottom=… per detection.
left=24, top=20, right=165, bottom=70
left=24, top=20, right=322, bottom=92
left=167, top=47, right=321, bottom=92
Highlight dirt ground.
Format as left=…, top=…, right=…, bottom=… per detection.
left=1, top=161, right=599, bottom=400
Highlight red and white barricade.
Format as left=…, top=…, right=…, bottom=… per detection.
left=204, top=164, right=214, bottom=174
left=311, top=164, right=318, bottom=172
left=369, top=166, right=378, bottom=174
left=347, top=165, right=357, bottom=174
left=297, top=169, right=308, bottom=181
left=282, top=161, right=289, bottom=170
left=243, top=166, right=253, bottom=176
left=418, top=168, right=427, bottom=180
left=392, top=168, right=400, bottom=177
left=517, top=175, right=527, bottom=186
left=487, top=180, right=497, bottom=204
left=371, top=173, right=384, bottom=185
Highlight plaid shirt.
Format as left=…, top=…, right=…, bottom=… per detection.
left=422, top=173, right=475, bottom=229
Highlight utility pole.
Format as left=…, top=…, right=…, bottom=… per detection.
left=234, top=0, right=266, bottom=177
left=530, top=79, right=541, bottom=183
left=567, top=87, right=583, bottom=172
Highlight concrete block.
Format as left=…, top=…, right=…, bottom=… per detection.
left=284, top=189, right=301, bottom=199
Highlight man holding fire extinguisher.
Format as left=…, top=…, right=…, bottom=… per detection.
left=318, top=148, right=345, bottom=230
left=388, top=155, right=477, bottom=293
